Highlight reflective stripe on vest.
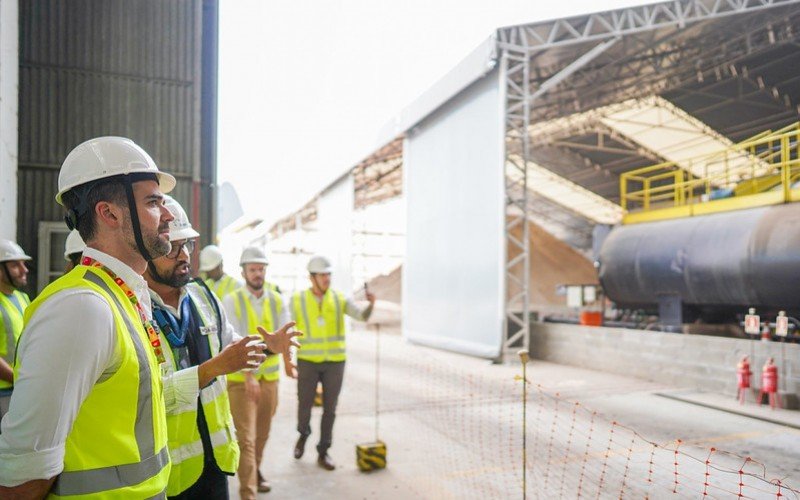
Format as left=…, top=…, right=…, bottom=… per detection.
left=170, top=428, right=231, bottom=465
left=52, top=446, right=170, bottom=497
left=158, top=283, right=239, bottom=496
left=228, top=289, right=282, bottom=382
left=0, top=290, right=28, bottom=390
left=84, top=272, right=157, bottom=458
left=18, top=266, right=170, bottom=498
left=292, top=289, right=346, bottom=363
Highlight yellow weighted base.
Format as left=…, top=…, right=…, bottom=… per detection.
left=356, top=441, right=386, bottom=472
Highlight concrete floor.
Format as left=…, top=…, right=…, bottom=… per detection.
left=228, top=327, right=800, bottom=499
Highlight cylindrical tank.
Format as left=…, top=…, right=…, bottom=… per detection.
left=597, top=204, right=800, bottom=309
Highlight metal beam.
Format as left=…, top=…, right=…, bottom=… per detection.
left=530, top=37, right=619, bottom=101
left=497, top=0, right=800, bottom=53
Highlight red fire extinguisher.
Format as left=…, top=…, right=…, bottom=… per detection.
left=759, top=357, right=781, bottom=409
left=736, top=356, right=751, bottom=405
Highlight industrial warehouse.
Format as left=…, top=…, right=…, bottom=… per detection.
left=1, top=0, right=800, bottom=498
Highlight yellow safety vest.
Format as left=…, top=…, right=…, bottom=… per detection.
left=0, top=289, right=30, bottom=390
left=291, top=289, right=346, bottom=363
left=228, top=288, right=282, bottom=382
left=18, top=265, right=170, bottom=499
left=157, top=283, right=239, bottom=497
left=204, top=274, right=240, bottom=299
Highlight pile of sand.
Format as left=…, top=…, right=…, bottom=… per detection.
left=364, top=221, right=598, bottom=315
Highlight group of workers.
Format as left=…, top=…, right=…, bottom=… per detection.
left=0, top=136, right=375, bottom=499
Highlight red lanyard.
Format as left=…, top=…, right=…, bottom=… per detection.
left=82, top=256, right=166, bottom=365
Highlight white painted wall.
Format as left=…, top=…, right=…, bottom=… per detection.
left=0, top=0, right=18, bottom=240
left=316, top=175, right=355, bottom=294
left=403, top=68, right=505, bottom=359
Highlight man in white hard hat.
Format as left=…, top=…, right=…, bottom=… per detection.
left=0, top=239, right=32, bottom=425
left=145, top=197, right=299, bottom=499
left=200, top=245, right=242, bottom=299
left=0, top=136, right=179, bottom=498
left=63, top=229, right=86, bottom=272
left=290, top=255, right=375, bottom=471
left=222, top=246, right=290, bottom=497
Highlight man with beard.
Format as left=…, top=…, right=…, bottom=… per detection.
left=222, top=246, right=290, bottom=498
left=145, top=197, right=300, bottom=499
left=0, top=136, right=177, bottom=498
left=0, top=239, right=32, bottom=424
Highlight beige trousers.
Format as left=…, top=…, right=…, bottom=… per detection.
left=228, top=379, right=279, bottom=500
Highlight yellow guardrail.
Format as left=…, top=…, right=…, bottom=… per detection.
left=620, top=123, right=800, bottom=223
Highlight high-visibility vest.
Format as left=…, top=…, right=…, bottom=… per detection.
left=157, top=282, right=239, bottom=497
left=265, top=281, right=280, bottom=294
left=227, top=288, right=282, bottom=382
left=0, top=289, right=30, bottom=390
left=18, top=265, right=170, bottom=499
left=291, top=289, right=346, bottom=363
left=204, top=274, right=240, bottom=299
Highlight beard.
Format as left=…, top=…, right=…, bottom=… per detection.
left=149, top=261, right=192, bottom=289
left=245, top=277, right=264, bottom=291
left=124, top=212, right=171, bottom=259
left=1, top=264, right=26, bottom=289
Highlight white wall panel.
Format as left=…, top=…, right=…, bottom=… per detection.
left=317, top=175, right=355, bottom=294
left=403, top=69, right=504, bottom=358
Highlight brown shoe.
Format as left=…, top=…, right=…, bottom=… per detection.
left=317, top=453, right=336, bottom=471
left=257, top=471, right=271, bottom=493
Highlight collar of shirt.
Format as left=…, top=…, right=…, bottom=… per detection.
left=149, top=287, right=190, bottom=318
left=83, top=247, right=154, bottom=319
left=242, top=287, right=268, bottom=304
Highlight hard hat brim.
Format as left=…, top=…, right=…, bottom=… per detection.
left=240, top=258, right=269, bottom=266
left=199, top=259, right=223, bottom=272
left=0, top=254, right=32, bottom=263
left=55, top=171, right=177, bottom=205
left=169, top=227, right=200, bottom=242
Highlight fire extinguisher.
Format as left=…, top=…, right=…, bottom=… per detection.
left=736, top=356, right=751, bottom=404
left=759, top=357, right=781, bottom=409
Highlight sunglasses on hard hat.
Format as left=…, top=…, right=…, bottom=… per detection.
left=166, top=239, right=196, bottom=260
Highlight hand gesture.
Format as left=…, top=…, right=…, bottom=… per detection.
left=258, top=322, right=302, bottom=356
left=216, top=335, right=267, bottom=374
left=198, top=335, right=266, bottom=387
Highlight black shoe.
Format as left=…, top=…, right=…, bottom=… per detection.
left=317, top=453, right=336, bottom=471
left=294, top=435, right=307, bottom=459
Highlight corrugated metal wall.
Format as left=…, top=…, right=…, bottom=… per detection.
left=18, top=0, right=218, bottom=294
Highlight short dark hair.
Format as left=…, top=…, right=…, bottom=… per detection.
left=61, top=179, right=128, bottom=242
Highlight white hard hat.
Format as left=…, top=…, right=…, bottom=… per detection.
left=307, top=255, right=332, bottom=274
left=199, top=245, right=223, bottom=272
left=56, top=136, right=176, bottom=205
left=0, top=239, right=32, bottom=263
left=63, top=230, right=86, bottom=260
left=240, top=246, right=269, bottom=266
left=163, top=195, right=200, bottom=241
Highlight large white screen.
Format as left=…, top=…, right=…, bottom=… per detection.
left=403, top=69, right=504, bottom=358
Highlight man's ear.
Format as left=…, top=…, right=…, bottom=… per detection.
left=95, top=201, right=123, bottom=230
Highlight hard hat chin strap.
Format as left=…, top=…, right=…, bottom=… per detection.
left=122, top=177, right=154, bottom=262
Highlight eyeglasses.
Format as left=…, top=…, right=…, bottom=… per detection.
left=166, top=239, right=196, bottom=259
